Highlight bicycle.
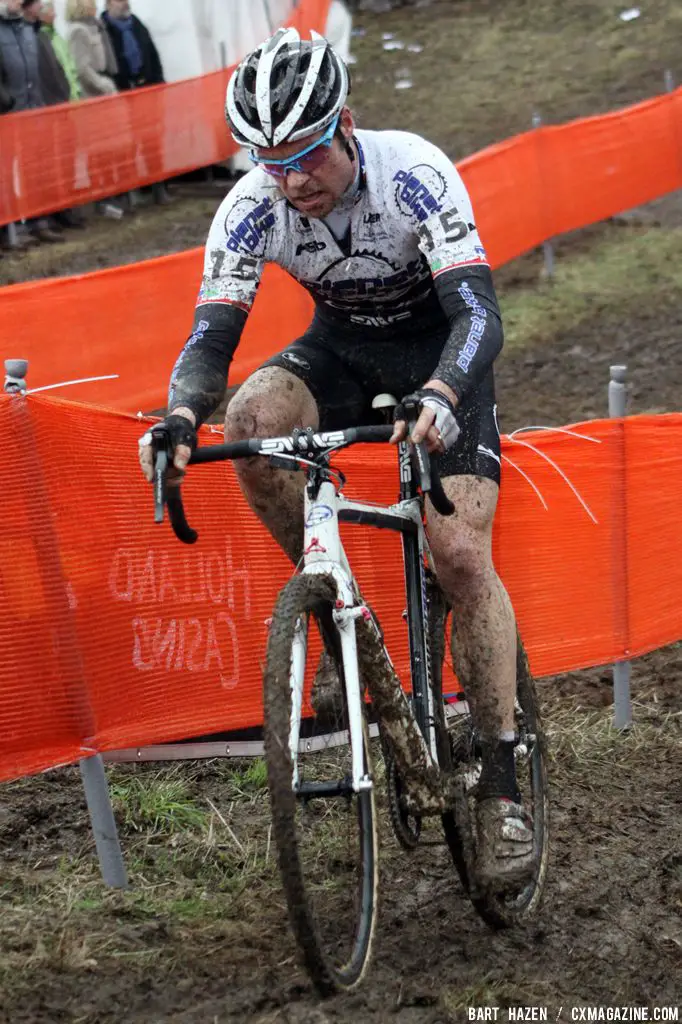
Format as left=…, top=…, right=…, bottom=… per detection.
left=149, top=394, right=550, bottom=996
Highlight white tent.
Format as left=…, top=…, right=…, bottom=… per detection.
left=53, top=0, right=351, bottom=84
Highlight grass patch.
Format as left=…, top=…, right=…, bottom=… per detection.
left=223, top=757, right=269, bottom=795
left=544, top=690, right=681, bottom=786
left=351, top=0, right=682, bottom=158
left=496, top=223, right=682, bottom=350
left=111, top=770, right=208, bottom=835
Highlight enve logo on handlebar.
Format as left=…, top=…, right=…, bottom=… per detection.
left=151, top=425, right=453, bottom=544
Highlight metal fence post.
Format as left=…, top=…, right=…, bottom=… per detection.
left=664, top=69, right=674, bottom=93
left=532, top=112, right=555, bottom=278
left=79, top=755, right=128, bottom=888
left=608, top=364, right=632, bottom=730
left=3, top=359, right=128, bottom=889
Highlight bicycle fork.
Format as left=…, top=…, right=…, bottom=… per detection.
left=287, top=478, right=373, bottom=796
left=287, top=609, right=373, bottom=796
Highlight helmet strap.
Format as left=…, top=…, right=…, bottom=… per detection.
left=335, top=126, right=355, bottom=163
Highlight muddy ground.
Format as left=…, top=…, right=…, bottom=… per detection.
left=1, top=665, right=680, bottom=1024
left=1, top=1, right=681, bottom=1021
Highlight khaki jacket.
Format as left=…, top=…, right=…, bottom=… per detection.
left=67, top=16, right=117, bottom=98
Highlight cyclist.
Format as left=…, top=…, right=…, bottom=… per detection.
left=139, top=27, right=533, bottom=890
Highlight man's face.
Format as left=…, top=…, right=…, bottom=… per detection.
left=254, top=108, right=356, bottom=219
left=108, top=0, right=130, bottom=16
left=22, top=1, right=41, bottom=22
left=6, top=0, right=24, bottom=15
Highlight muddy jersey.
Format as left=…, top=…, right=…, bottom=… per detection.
left=196, top=128, right=489, bottom=333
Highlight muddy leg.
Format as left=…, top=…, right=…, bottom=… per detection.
left=225, top=367, right=319, bottom=564
left=427, top=476, right=519, bottom=801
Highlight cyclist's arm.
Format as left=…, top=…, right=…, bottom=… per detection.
left=414, top=141, right=503, bottom=404
left=429, top=266, right=503, bottom=404
left=168, top=186, right=270, bottom=426
left=168, top=303, right=248, bottom=426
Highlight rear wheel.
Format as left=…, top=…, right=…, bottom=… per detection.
left=263, top=573, right=378, bottom=994
left=426, top=578, right=472, bottom=887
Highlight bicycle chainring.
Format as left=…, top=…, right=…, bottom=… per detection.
left=386, top=754, right=422, bottom=850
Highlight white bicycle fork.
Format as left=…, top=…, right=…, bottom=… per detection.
left=288, top=479, right=373, bottom=795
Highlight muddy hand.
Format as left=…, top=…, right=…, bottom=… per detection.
left=138, top=410, right=198, bottom=488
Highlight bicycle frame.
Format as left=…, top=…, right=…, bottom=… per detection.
left=288, top=441, right=441, bottom=797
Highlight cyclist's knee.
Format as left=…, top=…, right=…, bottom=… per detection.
left=434, top=535, right=493, bottom=605
left=225, top=367, right=318, bottom=441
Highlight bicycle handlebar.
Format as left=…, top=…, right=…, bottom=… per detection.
left=188, top=424, right=394, bottom=464
left=151, top=422, right=453, bottom=544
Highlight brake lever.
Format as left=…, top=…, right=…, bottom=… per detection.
left=150, top=425, right=198, bottom=544
left=398, top=397, right=455, bottom=517
left=152, top=439, right=169, bottom=524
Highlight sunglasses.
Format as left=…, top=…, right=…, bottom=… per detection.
left=249, top=114, right=340, bottom=178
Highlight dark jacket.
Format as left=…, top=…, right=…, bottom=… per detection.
left=101, top=12, right=163, bottom=91
left=34, top=23, right=70, bottom=106
left=0, top=8, right=44, bottom=112
left=0, top=55, right=13, bottom=112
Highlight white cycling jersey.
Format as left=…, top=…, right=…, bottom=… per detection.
left=197, top=128, right=489, bottom=331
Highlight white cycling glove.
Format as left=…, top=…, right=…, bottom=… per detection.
left=416, top=388, right=461, bottom=450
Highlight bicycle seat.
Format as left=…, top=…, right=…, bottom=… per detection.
left=371, top=393, right=398, bottom=412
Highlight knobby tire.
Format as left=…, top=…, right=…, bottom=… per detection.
left=263, top=573, right=378, bottom=995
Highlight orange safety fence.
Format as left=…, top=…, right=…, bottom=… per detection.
left=456, top=86, right=682, bottom=267
left=3, top=256, right=314, bottom=413
left=0, top=0, right=332, bottom=226
left=1, top=394, right=682, bottom=785
left=2, top=85, right=682, bottom=413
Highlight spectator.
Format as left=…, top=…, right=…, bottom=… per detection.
left=22, top=0, right=86, bottom=230
left=101, top=0, right=170, bottom=205
left=66, top=0, right=117, bottom=99
left=0, top=0, right=62, bottom=244
left=0, top=0, right=43, bottom=110
left=66, top=0, right=125, bottom=219
left=38, top=0, right=82, bottom=103
left=101, top=0, right=163, bottom=92
left=0, top=36, right=14, bottom=112
left=22, top=0, right=70, bottom=106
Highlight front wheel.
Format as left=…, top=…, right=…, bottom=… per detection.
left=263, top=573, right=378, bottom=995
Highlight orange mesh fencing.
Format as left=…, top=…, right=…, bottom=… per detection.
left=4, top=254, right=313, bottom=412
left=456, top=86, right=682, bottom=267
left=0, top=0, right=332, bottom=226
left=2, top=85, right=682, bottom=412
left=1, top=395, right=681, bottom=784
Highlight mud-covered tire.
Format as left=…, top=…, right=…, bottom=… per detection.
left=263, top=573, right=378, bottom=995
left=426, top=578, right=472, bottom=888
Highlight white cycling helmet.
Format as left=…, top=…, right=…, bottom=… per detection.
left=225, top=28, right=350, bottom=149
